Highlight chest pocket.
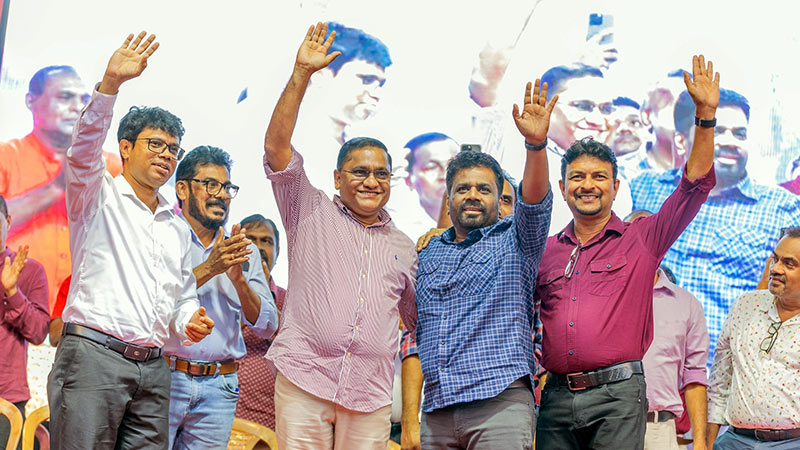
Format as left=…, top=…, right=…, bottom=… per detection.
left=589, top=255, right=628, bottom=297
left=457, top=250, right=494, bottom=297
left=417, top=260, right=442, bottom=306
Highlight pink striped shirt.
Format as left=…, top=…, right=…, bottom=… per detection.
left=264, top=149, right=417, bottom=412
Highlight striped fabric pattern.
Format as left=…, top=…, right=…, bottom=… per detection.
left=264, top=149, right=418, bottom=413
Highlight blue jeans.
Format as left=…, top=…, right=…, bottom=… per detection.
left=715, top=429, right=800, bottom=449
left=168, top=370, right=240, bottom=450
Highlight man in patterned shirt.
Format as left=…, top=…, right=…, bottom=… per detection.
left=630, top=88, right=800, bottom=367
left=399, top=79, right=555, bottom=449
left=707, top=226, right=800, bottom=448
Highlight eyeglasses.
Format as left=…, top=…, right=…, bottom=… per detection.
left=760, top=321, right=783, bottom=354
left=135, top=138, right=185, bottom=160
left=714, top=126, right=747, bottom=141
left=568, top=100, right=615, bottom=115
left=341, top=169, right=392, bottom=182
left=564, top=243, right=581, bottom=279
left=183, top=178, right=240, bottom=198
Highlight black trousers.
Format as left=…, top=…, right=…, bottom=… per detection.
left=536, top=374, right=648, bottom=450
left=0, top=399, right=25, bottom=450
left=47, top=334, right=170, bottom=450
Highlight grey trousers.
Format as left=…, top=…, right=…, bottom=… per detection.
left=47, top=334, right=170, bottom=450
left=420, top=385, right=536, bottom=450
left=536, top=374, right=648, bottom=450
left=715, top=429, right=800, bottom=449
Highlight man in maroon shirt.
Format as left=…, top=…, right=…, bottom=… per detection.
left=534, top=55, right=719, bottom=449
left=0, top=195, right=49, bottom=449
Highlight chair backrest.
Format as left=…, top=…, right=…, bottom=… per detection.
left=0, top=397, right=22, bottom=450
left=227, top=418, right=278, bottom=450
left=21, top=405, right=49, bottom=450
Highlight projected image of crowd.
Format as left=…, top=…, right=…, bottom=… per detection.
left=2, top=14, right=800, bottom=450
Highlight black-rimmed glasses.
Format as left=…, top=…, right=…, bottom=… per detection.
left=183, top=178, right=240, bottom=198
left=135, top=138, right=185, bottom=161
left=760, top=321, right=783, bottom=354
left=341, top=169, right=392, bottom=182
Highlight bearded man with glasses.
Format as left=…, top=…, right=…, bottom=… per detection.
left=533, top=55, right=719, bottom=449
left=706, top=226, right=800, bottom=449
left=47, top=32, right=215, bottom=450
left=163, top=145, right=279, bottom=449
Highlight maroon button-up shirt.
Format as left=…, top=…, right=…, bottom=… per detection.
left=0, top=248, right=49, bottom=403
left=536, top=168, right=715, bottom=374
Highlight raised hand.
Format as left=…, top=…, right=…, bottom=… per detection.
left=98, top=31, right=160, bottom=95
left=294, top=22, right=342, bottom=76
left=206, top=226, right=252, bottom=277
left=512, top=79, right=559, bottom=145
left=186, top=306, right=215, bottom=342
left=1, top=245, right=28, bottom=297
left=683, top=54, right=720, bottom=118
left=225, top=224, right=249, bottom=283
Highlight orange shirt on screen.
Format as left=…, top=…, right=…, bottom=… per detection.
left=0, top=133, right=122, bottom=313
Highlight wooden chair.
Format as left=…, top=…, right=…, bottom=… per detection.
left=21, top=405, right=49, bottom=450
left=227, top=418, right=278, bottom=450
left=0, top=397, right=22, bottom=450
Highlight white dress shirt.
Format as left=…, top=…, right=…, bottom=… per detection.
left=61, top=89, right=199, bottom=347
left=708, top=290, right=800, bottom=429
left=162, top=219, right=279, bottom=361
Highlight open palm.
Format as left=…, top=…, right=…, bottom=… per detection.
left=1, top=245, right=28, bottom=293
left=295, top=22, right=341, bottom=74
left=684, top=54, right=720, bottom=113
left=104, top=32, right=159, bottom=86
left=512, top=79, right=558, bottom=144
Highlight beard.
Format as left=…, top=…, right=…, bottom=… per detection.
left=187, top=189, right=228, bottom=231
left=454, top=200, right=497, bottom=232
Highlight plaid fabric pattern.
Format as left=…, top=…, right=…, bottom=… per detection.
left=630, top=169, right=800, bottom=366
left=415, top=189, right=552, bottom=412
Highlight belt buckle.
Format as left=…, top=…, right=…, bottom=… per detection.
left=753, top=429, right=772, bottom=441
left=566, top=372, right=587, bottom=391
left=123, top=345, right=150, bottom=362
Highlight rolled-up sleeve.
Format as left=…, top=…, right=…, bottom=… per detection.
left=245, top=247, right=279, bottom=339
left=708, top=296, right=736, bottom=424
left=514, top=187, right=553, bottom=259
left=682, top=295, right=710, bottom=388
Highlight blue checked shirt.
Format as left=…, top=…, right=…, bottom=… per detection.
left=630, top=170, right=800, bottom=366
left=405, top=188, right=552, bottom=412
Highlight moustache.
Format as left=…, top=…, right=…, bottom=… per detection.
left=206, top=200, right=227, bottom=212
left=770, top=273, right=786, bottom=284
left=459, top=201, right=486, bottom=213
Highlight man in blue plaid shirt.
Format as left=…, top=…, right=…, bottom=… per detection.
left=630, top=87, right=800, bottom=367
left=399, top=79, right=556, bottom=449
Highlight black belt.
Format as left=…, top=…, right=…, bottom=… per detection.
left=64, top=323, right=162, bottom=362
left=732, top=427, right=800, bottom=442
left=647, top=411, right=675, bottom=423
left=552, top=360, right=644, bottom=391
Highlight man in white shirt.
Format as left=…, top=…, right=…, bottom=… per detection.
left=47, top=32, right=214, bottom=450
left=707, top=226, right=800, bottom=449
left=165, top=145, right=279, bottom=449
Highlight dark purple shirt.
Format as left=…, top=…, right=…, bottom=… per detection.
left=535, top=168, right=715, bottom=374
left=780, top=176, right=800, bottom=195
left=0, top=248, right=49, bottom=402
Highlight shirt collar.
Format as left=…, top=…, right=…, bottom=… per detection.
left=179, top=212, right=225, bottom=249
left=557, top=212, right=624, bottom=246
left=653, top=268, right=678, bottom=296
left=440, top=216, right=511, bottom=246
left=332, top=195, right=393, bottom=228
left=115, top=175, right=175, bottom=217
left=659, top=168, right=757, bottom=201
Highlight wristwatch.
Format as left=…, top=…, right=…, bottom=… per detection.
left=525, top=138, right=548, bottom=151
left=694, top=116, right=717, bottom=128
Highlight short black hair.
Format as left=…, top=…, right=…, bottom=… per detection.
left=540, top=64, right=604, bottom=102
left=783, top=226, right=800, bottom=240
left=117, top=105, right=185, bottom=145
left=660, top=265, right=677, bottom=284
left=336, top=137, right=392, bottom=170
left=561, top=137, right=618, bottom=181
left=175, top=145, right=234, bottom=207
left=240, top=213, right=280, bottom=251
left=674, top=88, right=750, bottom=137
left=0, top=195, right=7, bottom=217
left=405, top=132, right=452, bottom=174
left=446, top=150, right=504, bottom=194
left=324, top=22, right=392, bottom=75
left=28, top=65, right=79, bottom=98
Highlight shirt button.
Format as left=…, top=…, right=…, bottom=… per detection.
left=347, top=352, right=351, bottom=357
left=569, top=322, right=574, bottom=326
left=572, top=296, right=576, bottom=301
left=362, top=274, right=366, bottom=278
left=546, top=277, right=550, bottom=282
left=360, top=298, right=365, bottom=303
left=364, top=249, right=368, bottom=254
left=575, top=270, right=580, bottom=274
left=354, top=326, right=359, bottom=331
left=569, top=350, right=574, bottom=355
left=606, top=264, right=611, bottom=269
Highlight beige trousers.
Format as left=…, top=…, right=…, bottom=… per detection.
left=274, top=372, right=392, bottom=450
left=644, top=418, right=681, bottom=450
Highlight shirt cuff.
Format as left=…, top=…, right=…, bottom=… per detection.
left=3, top=289, right=26, bottom=311
left=708, top=402, right=728, bottom=425
left=264, top=146, right=303, bottom=183
left=679, top=164, right=716, bottom=193
left=248, top=293, right=280, bottom=339
left=681, top=368, right=709, bottom=389
left=516, top=185, right=554, bottom=209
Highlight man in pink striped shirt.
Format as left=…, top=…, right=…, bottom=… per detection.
left=262, top=22, right=417, bottom=449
